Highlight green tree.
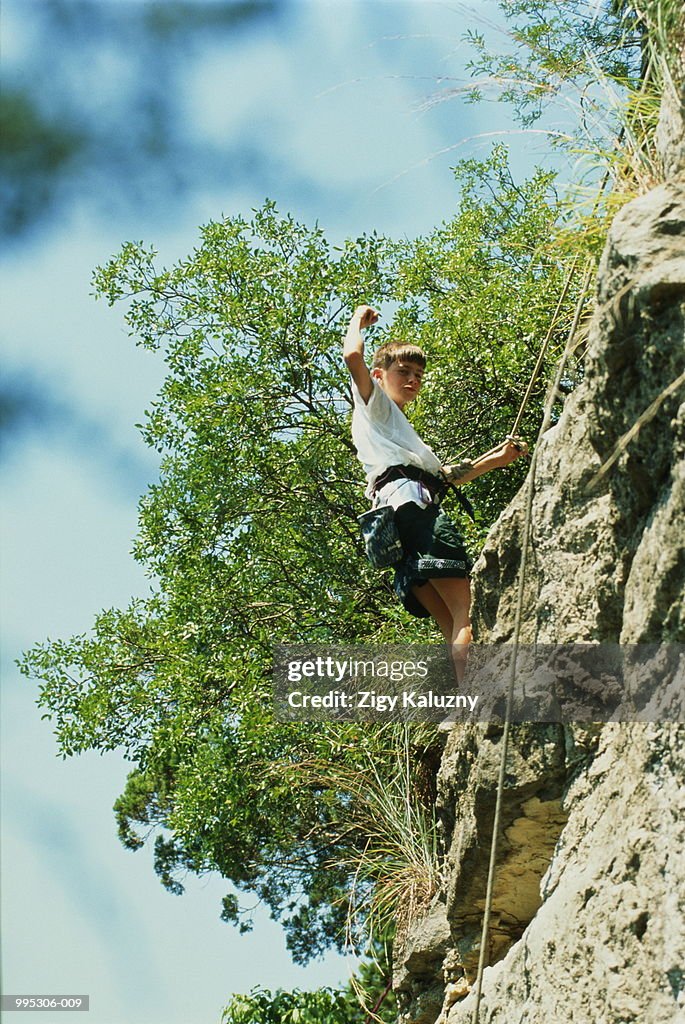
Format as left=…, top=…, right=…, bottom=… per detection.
left=22, top=152, right=579, bottom=962
left=222, top=988, right=357, bottom=1024
left=463, top=0, right=644, bottom=127
left=221, top=940, right=395, bottom=1023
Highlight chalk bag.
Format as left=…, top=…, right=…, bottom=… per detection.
left=358, top=505, right=404, bottom=568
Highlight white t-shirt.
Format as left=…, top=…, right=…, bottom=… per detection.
left=351, top=379, right=443, bottom=501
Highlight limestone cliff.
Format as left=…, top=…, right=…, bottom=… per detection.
left=394, top=87, right=685, bottom=1024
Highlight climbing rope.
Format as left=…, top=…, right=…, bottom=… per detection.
left=589, top=366, right=685, bottom=488
left=470, top=260, right=595, bottom=1024
left=362, top=977, right=393, bottom=1024
left=429, top=71, right=655, bottom=1020
left=443, top=255, right=580, bottom=475
left=509, top=261, right=581, bottom=438
left=445, top=107, right=632, bottom=479
left=465, top=106, right=639, bottom=1018
left=364, top=104, right=643, bottom=1023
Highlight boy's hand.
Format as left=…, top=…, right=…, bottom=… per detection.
left=353, top=305, right=379, bottom=329
left=496, top=436, right=529, bottom=465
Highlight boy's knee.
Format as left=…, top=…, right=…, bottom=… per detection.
left=453, top=624, right=472, bottom=648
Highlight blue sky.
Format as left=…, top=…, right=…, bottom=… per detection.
left=0, top=2, right=561, bottom=1022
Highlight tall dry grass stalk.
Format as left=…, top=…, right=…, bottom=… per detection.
left=285, top=724, right=444, bottom=951
left=433, top=2, right=684, bottom=237
left=578, top=1, right=682, bottom=196
left=499, top=2, right=684, bottom=266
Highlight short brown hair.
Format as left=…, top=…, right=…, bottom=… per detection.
left=371, top=341, right=427, bottom=370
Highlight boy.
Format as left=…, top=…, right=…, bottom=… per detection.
left=343, top=304, right=527, bottom=677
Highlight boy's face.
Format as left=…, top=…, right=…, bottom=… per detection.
left=373, top=359, right=425, bottom=409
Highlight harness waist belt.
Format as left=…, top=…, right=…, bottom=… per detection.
left=372, top=464, right=475, bottom=521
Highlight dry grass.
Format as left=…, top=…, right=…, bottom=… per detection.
left=284, top=724, right=444, bottom=951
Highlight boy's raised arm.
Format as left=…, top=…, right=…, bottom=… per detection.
left=343, top=305, right=378, bottom=404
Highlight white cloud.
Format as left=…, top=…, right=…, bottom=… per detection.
left=180, top=34, right=297, bottom=146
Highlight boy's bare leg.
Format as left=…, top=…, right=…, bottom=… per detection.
left=412, top=578, right=472, bottom=683
left=413, top=578, right=471, bottom=732
left=431, top=577, right=472, bottom=682
left=411, top=581, right=454, bottom=643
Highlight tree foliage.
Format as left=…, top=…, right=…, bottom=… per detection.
left=464, top=0, right=683, bottom=206
left=20, top=149, right=588, bottom=963
left=221, top=942, right=395, bottom=1023
left=222, top=987, right=358, bottom=1024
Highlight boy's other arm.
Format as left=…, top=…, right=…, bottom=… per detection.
left=343, top=305, right=378, bottom=404
left=442, top=438, right=529, bottom=484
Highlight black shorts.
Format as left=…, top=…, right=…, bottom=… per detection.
left=392, top=502, right=472, bottom=618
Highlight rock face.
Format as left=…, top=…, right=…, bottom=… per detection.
left=430, top=722, right=685, bottom=1024
left=474, top=179, right=685, bottom=646
left=394, top=96, right=685, bottom=1024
